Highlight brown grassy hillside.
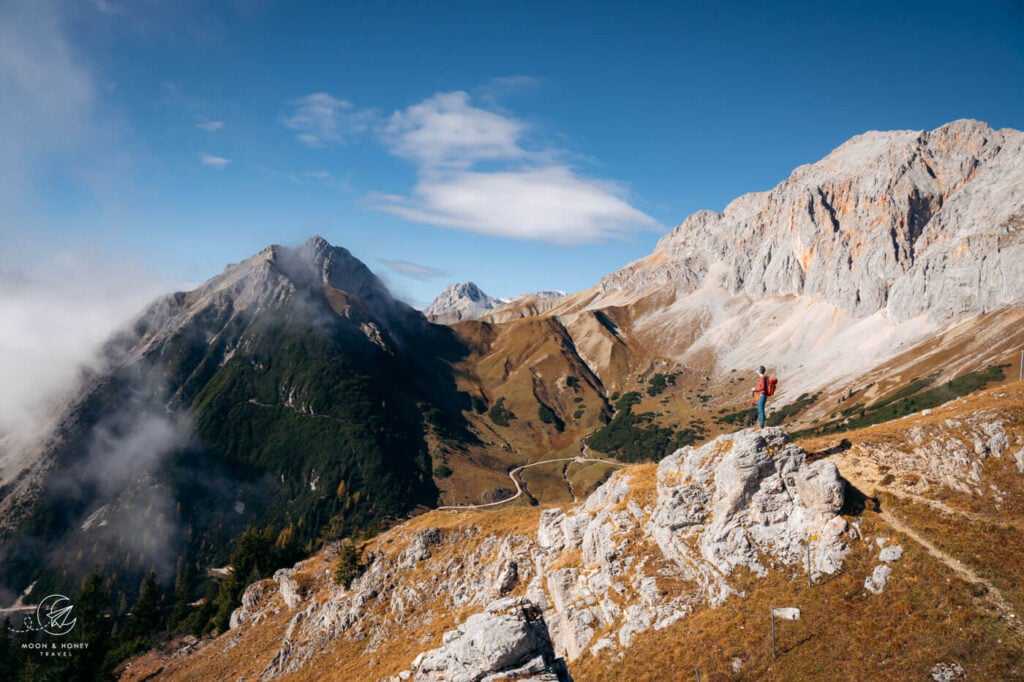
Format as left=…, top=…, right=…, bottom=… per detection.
left=123, top=381, right=1024, bottom=681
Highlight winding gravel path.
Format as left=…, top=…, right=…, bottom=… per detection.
left=437, top=456, right=625, bottom=511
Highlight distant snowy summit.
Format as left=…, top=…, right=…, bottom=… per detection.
left=424, top=282, right=565, bottom=323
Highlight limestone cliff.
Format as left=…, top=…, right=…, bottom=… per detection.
left=599, top=119, right=1024, bottom=322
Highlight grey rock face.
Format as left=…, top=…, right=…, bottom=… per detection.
left=398, top=527, right=443, bottom=569
left=852, top=413, right=1012, bottom=495
left=599, top=120, right=1024, bottom=323
left=230, top=579, right=275, bottom=630
left=274, top=568, right=306, bottom=609
left=398, top=598, right=569, bottom=682
left=651, top=429, right=849, bottom=593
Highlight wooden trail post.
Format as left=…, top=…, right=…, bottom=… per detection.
left=770, top=604, right=776, bottom=659
left=1019, top=349, right=1023, bottom=382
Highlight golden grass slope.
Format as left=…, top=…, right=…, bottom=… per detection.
left=124, top=381, right=1024, bottom=681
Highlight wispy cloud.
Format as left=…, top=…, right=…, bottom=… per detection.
left=378, top=259, right=448, bottom=280
left=306, top=169, right=354, bottom=192
left=477, top=75, right=542, bottom=105
left=85, top=0, right=124, bottom=15
left=283, top=92, right=376, bottom=147
left=197, top=120, right=224, bottom=132
left=198, top=152, right=230, bottom=169
left=372, top=90, right=660, bottom=244
left=373, top=167, right=658, bottom=244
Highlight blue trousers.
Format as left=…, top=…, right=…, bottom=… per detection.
left=756, top=394, right=766, bottom=428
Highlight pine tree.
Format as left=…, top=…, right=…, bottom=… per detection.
left=169, top=562, right=194, bottom=631
left=67, top=568, right=112, bottom=679
left=128, top=571, right=162, bottom=641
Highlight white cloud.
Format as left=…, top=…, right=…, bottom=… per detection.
left=373, top=166, right=659, bottom=244
left=284, top=92, right=375, bottom=147
left=197, top=120, right=224, bottom=132
left=0, top=251, right=178, bottom=439
left=384, top=91, right=526, bottom=169
left=378, top=259, right=448, bottom=280
left=199, top=152, right=230, bottom=169
left=374, top=90, right=660, bottom=244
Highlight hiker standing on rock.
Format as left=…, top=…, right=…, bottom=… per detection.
left=752, top=366, right=769, bottom=428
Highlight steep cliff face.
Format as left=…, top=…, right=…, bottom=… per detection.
left=599, top=120, right=1024, bottom=322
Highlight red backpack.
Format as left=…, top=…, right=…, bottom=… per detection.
left=766, top=376, right=778, bottom=397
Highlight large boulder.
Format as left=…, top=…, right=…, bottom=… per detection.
left=652, top=428, right=849, bottom=593
left=398, top=597, right=569, bottom=682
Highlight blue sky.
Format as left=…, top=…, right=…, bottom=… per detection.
left=3, top=0, right=1023, bottom=307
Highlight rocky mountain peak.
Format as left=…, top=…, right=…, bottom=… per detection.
left=184, top=236, right=405, bottom=327
left=601, top=119, right=1024, bottom=323
left=425, top=281, right=505, bottom=323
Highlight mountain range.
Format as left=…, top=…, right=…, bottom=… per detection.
left=1, top=119, right=1023, bottom=680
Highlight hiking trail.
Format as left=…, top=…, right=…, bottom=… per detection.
left=437, top=455, right=624, bottom=511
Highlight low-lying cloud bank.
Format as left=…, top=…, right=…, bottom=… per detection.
left=0, top=252, right=180, bottom=436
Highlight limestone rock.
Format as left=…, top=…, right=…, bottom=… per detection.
left=535, top=427, right=850, bottom=661
left=399, top=528, right=443, bottom=568
left=230, top=579, right=275, bottom=630
left=651, top=428, right=849, bottom=590
left=879, top=545, right=903, bottom=563
left=275, top=568, right=306, bottom=609
left=930, top=662, right=966, bottom=681
left=599, top=120, right=1024, bottom=324
left=865, top=565, right=892, bottom=595
left=399, top=598, right=569, bottom=682
left=495, top=560, right=519, bottom=595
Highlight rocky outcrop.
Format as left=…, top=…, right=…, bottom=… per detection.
left=598, top=120, right=1024, bottom=323
left=527, top=428, right=850, bottom=660
left=840, top=409, right=1014, bottom=495
left=392, top=597, right=570, bottom=682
